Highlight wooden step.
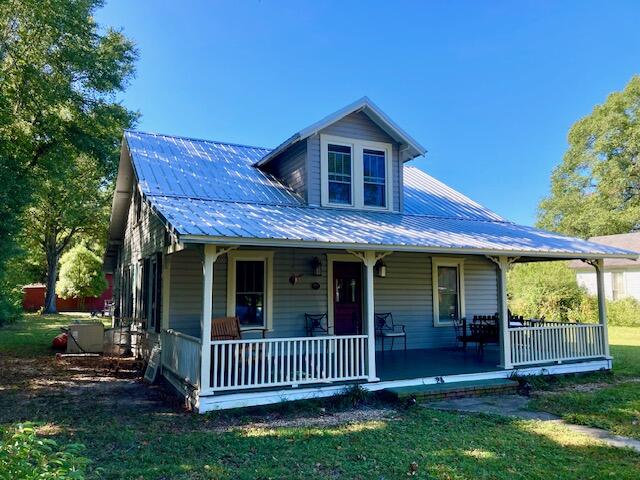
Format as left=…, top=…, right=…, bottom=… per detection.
left=384, top=378, right=519, bottom=402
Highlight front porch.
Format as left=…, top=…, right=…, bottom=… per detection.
left=156, top=245, right=613, bottom=411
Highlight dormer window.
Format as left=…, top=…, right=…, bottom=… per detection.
left=328, top=144, right=352, bottom=205
left=321, top=134, right=393, bottom=211
left=363, top=149, right=386, bottom=207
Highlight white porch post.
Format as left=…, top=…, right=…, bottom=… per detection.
left=594, top=258, right=611, bottom=359
left=362, top=251, right=380, bottom=382
left=496, top=256, right=512, bottom=369
left=363, top=251, right=378, bottom=382
left=201, top=245, right=216, bottom=392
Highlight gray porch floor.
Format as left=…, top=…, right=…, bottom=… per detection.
left=376, top=346, right=502, bottom=381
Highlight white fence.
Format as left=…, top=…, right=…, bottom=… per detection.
left=209, top=335, right=368, bottom=392
left=161, top=330, right=201, bottom=387
left=510, top=324, right=606, bottom=366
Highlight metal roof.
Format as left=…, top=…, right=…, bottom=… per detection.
left=403, top=166, right=505, bottom=221
left=125, top=131, right=301, bottom=206
left=147, top=197, right=632, bottom=258
left=121, top=130, right=638, bottom=259
left=255, top=97, right=427, bottom=167
left=569, top=232, right=640, bottom=269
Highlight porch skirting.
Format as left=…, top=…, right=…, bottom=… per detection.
left=194, top=358, right=611, bottom=412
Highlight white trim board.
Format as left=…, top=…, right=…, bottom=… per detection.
left=195, top=359, right=611, bottom=412
left=226, top=250, right=274, bottom=331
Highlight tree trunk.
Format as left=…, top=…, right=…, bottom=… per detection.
left=43, top=247, right=59, bottom=314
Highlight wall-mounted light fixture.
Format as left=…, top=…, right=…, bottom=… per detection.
left=375, top=260, right=387, bottom=278
left=311, top=256, right=322, bottom=276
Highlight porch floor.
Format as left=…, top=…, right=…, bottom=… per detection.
left=376, top=346, right=502, bottom=381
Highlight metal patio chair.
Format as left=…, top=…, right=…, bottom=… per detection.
left=374, top=312, right=406, bottom=351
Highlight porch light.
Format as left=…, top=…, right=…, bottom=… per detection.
left=311, top=257, right=322, bottom=276
left=375, top=260, right=387, bottom=278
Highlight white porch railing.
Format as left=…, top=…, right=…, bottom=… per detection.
left=509, top=324, right=606, bottom=366
left=209, top=335, right=368, bottom=392
left=161, top=329, right=201, bottom=387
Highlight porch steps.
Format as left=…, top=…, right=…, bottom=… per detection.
left=384, top=378, right=519, bottom=402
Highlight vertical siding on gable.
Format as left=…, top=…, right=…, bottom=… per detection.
left=262, top=141, right=307, bottom=201
left=306, top=111, right=401, bottom=210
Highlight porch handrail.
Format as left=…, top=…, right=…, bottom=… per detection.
left=210, top=334, right=367, bottom=345
left=161, top=329, right=201, bottom=388
left=208, top=334, right=368, bottom=392
left=509, top=323, right=605, bottom=366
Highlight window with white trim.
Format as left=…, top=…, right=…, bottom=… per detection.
left=432, top=258, right=465, bottom=326
left=327, top=144, right=353, bottom=205
left=363, top=148, right=386, bottom=207
left=227, top=252, right=273, bottom=330
left=321, top=134, right=393, bottom=210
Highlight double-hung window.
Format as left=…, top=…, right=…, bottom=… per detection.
left=363, top=149, right=386, bottom=207
left=321, top=135, right=393, bottom=210
left=432, top=258, right=465, bottom=326
left=227, top=252, right=274, bottom=330
left=327, top=144, right=352, bottom=205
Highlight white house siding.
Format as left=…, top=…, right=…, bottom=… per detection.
left=306, top=111, right=401, bottom=211
left=577, top=269, right=640, bottom=301
left=166, top=248, right=499, bottom=351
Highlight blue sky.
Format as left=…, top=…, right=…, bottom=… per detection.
left=97, top=1, right=640, bottom=226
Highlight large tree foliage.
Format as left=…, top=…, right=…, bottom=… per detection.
left=538, top=76, right=640, bottom=238
left=0, top=0, right=137, bottom=317
left=22, top=155, right=110, bottom=311
left=57, top=244, right=107, bottom=310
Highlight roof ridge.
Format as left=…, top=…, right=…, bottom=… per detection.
left=146, top=193, right=515, bottom=225
left=125, top=129, right=272, bottom=151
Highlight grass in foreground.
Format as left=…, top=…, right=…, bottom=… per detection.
left=1, top=314, right=639, bottom=479
left=528, top=325, right=640, bottom=440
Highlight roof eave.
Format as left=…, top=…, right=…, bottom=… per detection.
left=176, top=234, right=638, bottom=260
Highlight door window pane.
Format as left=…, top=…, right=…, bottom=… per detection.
left=437, top=266, right=459, bottom=322
left=328, top=144, right=352, bottom=204
left=235, top=260, right=265, bottom=327
left=363, top=149, right=386, bottom=207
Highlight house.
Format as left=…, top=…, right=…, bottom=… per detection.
left=569, top=232, right=640, bottom=301
left=104, top=97, right=638, bottom=412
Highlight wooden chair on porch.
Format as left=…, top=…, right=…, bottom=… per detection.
left=211, top=317, right=266, bottom=340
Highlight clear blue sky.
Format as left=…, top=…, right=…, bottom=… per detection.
left=96, top=0, right=640, bottom=226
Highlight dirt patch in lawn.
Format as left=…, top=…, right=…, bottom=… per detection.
left=0, top=352, right=185, bottom=424
left=204, top=406, right=399, bottom=433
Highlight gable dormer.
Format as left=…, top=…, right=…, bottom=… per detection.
left=257, top=97, right=425, bottom=212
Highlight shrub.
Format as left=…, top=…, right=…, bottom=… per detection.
left=607, top=297, right=640, bottom=327
left=507, top=262, right=586, bottom=321
left=0, top=423, right=89, bottom=479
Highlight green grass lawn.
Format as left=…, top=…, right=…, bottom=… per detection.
left=529, top=325, right=640, bottom=440
left=1, top=315, right=639, bottom=479
left=0, top=312, right=108, bottom=357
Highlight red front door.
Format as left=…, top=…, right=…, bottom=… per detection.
left=333, top=262, right=362, bottom=335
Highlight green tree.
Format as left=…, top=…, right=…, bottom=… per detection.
left=57, top=244, right=107, bottom=311
left=22, top=155, right=110, bottom=312
left=538, top=76, right=640, bottom=238
left=0, top=0, right=137, bottom=316
left=507, top=261, right=586, bottom=321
